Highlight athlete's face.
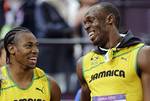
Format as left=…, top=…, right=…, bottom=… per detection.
left=12, top=32, right=39, bottom=69
left=83, top=8, right=109, bottom=47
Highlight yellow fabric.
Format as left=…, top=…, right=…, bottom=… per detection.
left=0, top=66, right=50, bottom=101
left=82, top=43, right=144, bottom=101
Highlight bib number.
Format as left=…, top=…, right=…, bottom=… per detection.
left=92, top=94, right=126, bottom=101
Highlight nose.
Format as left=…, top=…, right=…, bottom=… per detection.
left=32, top=46, right=39, bottom=55
left=84, top=22, right=91, bottom=32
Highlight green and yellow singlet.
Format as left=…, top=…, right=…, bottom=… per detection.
left=82, top=43, right=144, bottom=101
left=0, top=66, right=50, bottom=101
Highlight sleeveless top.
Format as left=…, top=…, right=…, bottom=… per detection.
left=0, top=66, right=50, bottom=101
left=82, top=43, right=144, bottom=101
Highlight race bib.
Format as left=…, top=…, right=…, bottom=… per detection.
left=92, top=94, right=126, bottom=101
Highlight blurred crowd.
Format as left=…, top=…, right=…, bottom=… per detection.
left=0, top=0, right=150, bottom=100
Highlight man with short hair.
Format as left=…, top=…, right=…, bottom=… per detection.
left=76, top=2, right=150, bottom=101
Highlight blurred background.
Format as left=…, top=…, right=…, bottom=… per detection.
left=0, top=0, right=150, bottom=100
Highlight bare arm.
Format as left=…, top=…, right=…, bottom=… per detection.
left=47, top=75, right=61, bottom=101
left=76, top=58, right=91, bottom=101
left=138, top=46, right=150, bottom=101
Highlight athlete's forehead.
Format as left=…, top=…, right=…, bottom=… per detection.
left=83, top=5, right=105, bottom=24
left=85, top=4, right=103, bottom=17
left=14, top=32, right=38, bottom=44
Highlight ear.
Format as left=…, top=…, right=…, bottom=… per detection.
left=105, top=14, right=114, bottom=25
left=7, top=44, right=16, bottom=55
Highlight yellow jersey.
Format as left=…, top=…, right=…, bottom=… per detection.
left=82, top=43, right=144, bottom=101
left=0, top=66, right=50, bottom=101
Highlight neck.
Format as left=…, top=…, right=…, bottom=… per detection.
left=105, top=27, right=122, bottom=49
left=111, top=35, right=122, bottom=48
left=7, top=64, right=33, bottom=88
left=8, top=63, right=33, bottom=81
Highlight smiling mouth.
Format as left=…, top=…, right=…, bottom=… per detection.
left=29, top=57, right=37, bottom=64
left=89, top=32, right=95, bottom=40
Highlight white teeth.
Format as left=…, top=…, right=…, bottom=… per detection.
left=89, top=32, right=94, bottom=36
left=89, top=32, right=94, bottom=37
left=29, top=58, right=37, bottom=64
left=30, top=57, right=37, bottom=60
left=89, top=32, right=95, bottom=39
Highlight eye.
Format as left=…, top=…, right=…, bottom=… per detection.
left=36, top=43, right=39, bottom=48
left=25, top=44, right=33, bottom=49
left=85, top=17, right=96, bottom=25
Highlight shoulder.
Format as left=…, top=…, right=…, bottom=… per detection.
left=46, top=75, right=61, bottom=101
left=138, top=45, right=150, bottom=73
left=76, top=56, right=87, bottom=85
left=46, top=75, right=60, bottom=90
left=76, top=57, right=83, bottom=74
left=34, top=67, right=46, bottom=76
left=35, top=68, right=61, bottom=95
left=76, top=50, right=96, bottom=67
left=76, top=50, right=97, bottom=79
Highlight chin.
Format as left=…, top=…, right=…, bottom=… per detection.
left=92, top=41, right=100, bottom=46
left=28, top=64, right=36, bottom=69
left=31, top=65, right=36, bottom=69
left=93, top=43, right=98, bottom=46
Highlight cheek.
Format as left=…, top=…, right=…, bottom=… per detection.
left=1, top=53, right=6, bottom=61
left=15, top=50, right=26, bottom=59
left=96, top=34, right=103, bottom=43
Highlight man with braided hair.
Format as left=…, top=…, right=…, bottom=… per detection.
left=76, top=2, right=150, bottom=101
left=0, top=27, right=61, bottom=101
